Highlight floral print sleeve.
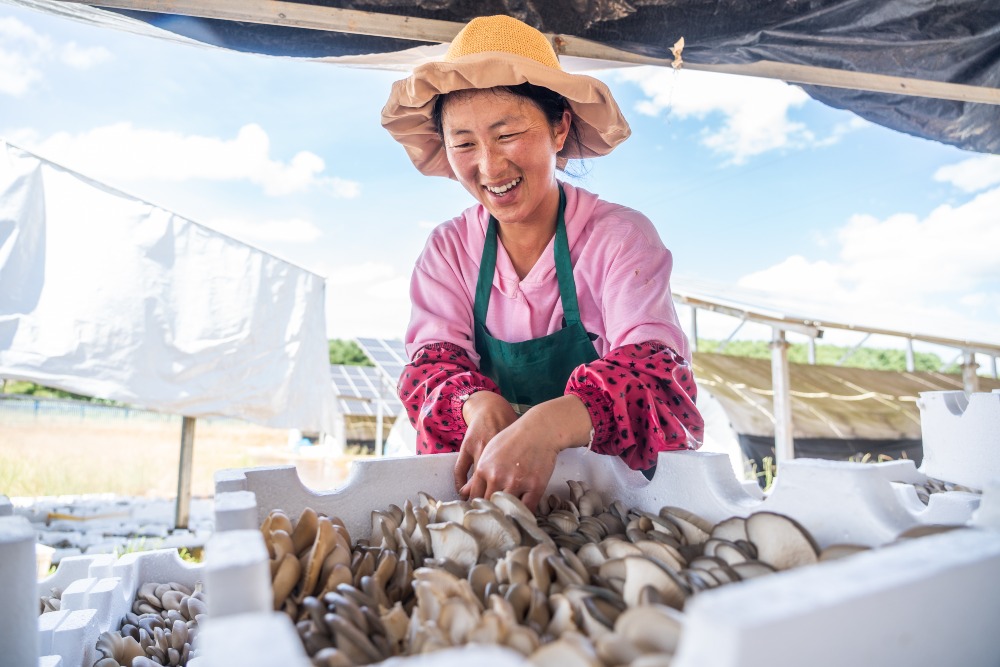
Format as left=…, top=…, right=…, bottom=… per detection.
left=566, top=341, right=703, bottom=471
left=397, top=342, right=501, bottom=454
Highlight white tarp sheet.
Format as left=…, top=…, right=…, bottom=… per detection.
left=0, top=140, right=335, bottom=432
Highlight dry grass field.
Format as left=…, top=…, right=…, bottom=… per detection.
left=0, top=416, right=358, bottom=499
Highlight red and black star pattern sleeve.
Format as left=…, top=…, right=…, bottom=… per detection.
left=397, top=342, right=501, bottom=454
left=566, top=341, right=703, bottom=470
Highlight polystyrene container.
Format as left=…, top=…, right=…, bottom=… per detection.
left=210, top=447, right=1000, bottom=667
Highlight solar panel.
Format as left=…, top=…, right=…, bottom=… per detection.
left=355, top=337, right=409, bottom=390
left=329, top=363, right=401, bottom=418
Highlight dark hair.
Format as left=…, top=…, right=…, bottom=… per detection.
left=432, top=83, right=587, bottom=175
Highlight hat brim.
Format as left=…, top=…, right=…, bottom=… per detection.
left=381, top=51, right=631, bottom=179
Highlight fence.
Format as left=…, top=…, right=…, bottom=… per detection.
left=0, top=395, right=256, bottom=429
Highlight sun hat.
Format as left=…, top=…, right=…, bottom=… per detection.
left=381, top=14, right=631, bottom=179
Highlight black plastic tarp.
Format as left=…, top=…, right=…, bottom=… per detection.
left=20, top=0, right=1000, bottom=154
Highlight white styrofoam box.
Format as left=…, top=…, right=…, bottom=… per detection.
left=215, top=449, right=975, bottom=548
left=37, top=609, right=98, bottom=667
left=1, top=515, right=40, bottom=667
left=204, top=529, right=271, bottom=619
left=674, top=528, right=1000, bottom=667
left=58, top=576, right=122, bottom=634
left=38, top=656, right=63, bottom=667
left=972, top=477, right=1000, bottom=530
left=1, top=494, right=12, bottom=516
left=213, top=490, right=259, bottom=532
left=38, top=553, right=116, bottom=597
left=199, top=612, right=310, bottom=667
left=207, top=450, right=1000, bottom=667
left=200, top=612, right=529, bottom=667
left=918, top=389, right=1000, bottom=490
left=34, top=549, right=203, bottom=667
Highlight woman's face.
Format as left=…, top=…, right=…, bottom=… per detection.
left=441, top=88, right=571, bottom=228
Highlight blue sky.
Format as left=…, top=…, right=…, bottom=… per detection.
left=2, top=3, right=998, bottom=366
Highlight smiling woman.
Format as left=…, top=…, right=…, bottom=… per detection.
left=380, top=15, right=704, bottom=510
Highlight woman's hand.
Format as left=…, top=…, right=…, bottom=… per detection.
left=460, top=395, right=593, bottom=510
left=455, top=391, right=519, bottom=494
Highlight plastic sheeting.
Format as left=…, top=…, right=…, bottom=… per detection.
left=8, top=0, right=998, bottom=154
left=0, top=141, right=336, bottom=432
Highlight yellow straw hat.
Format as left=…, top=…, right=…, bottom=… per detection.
left=381, top=15, right=631, bottom=179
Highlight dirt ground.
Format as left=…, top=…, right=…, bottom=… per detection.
left=0, top=419, right=357, bottom=499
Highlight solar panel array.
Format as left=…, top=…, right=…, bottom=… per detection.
left=355, top=337, right=409, bottom=389
left=329, top=363, right=401, bottom=418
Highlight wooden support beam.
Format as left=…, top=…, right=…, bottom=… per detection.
left=65, top=0, right=1000, bottom=105
left=175, top=416, right=196, bottom=529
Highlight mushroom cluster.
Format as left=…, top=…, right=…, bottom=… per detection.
left=40, top=587, right=63, bottom=614
left=263, top=482, right=855, bottom=667
left=913, top=477, right=978, bottom=504
left=93, top=581, right=205, bottom=667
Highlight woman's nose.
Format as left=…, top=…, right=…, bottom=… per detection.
left=477, top=145, right=506, bottom=178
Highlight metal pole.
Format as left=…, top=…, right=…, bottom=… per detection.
left=689, top=306, right=698, bottom=352
left=992, top=355, right=998, bottom=380
left=807, top=337, right=816, bottom=365
left=770, top=328, right=794, bottom=465
left=375, top=379, right=385, bottom=456
left=175, top=416, right=196, bottom=529
left=905, top=338, right=915, bottom=372
left=961, top=351, right=981, bottom=394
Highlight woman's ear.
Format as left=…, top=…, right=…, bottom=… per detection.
left=553, top=110, right=572, bottom=152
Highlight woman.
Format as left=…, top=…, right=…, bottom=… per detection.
left=381, top=15, right=703, bottom=510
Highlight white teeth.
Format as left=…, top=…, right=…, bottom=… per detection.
left=485, top=177, right=521, bottom=195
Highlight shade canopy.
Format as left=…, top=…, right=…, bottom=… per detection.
left=10, top=0, right=1000, bottom=154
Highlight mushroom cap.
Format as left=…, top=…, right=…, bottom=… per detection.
left=491, top=491, right=538, bottom=526
left=711, top=516, right=749, bottom=543
left=819, top=543, right=871, bottom=561
left=464, top=508, right=521, bottom=554
left=622, top=556, right=690, bottom=609
left=745, top=512, right=819, bottom=571
left=428, top=522, right=481, bottom=571
left=527, top=631, right=596, bottom=667
left=614, top=604, right=684, bottom=654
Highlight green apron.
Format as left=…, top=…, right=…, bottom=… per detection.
left=473, top=185, right=598, bottom=413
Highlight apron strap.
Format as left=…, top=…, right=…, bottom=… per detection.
left=473, top=216, right=498, bottom=327
left=551, top=185, right=583, bottom=326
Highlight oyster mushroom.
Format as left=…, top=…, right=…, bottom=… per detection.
left=615, top=603, right=684, bottom=654
left=463, top=508, right=521, bottom=555
left=819, top=544, right=871, bottom=561
left=622, top=556, right=690, bottom=609
left=428, top=522, right=480, bottom=571
left=745, top=512, right=819, bottom=571
left=528, top=631, right=599, bottom=667
left=710, top=516, right=748, bottom=543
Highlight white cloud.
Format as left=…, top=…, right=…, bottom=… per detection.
left=0, top=17, right=109, bottom=97
left=0, top=49, right=41, bottom=96
left=614, top=67, right=864, bottom=164
left=207, top=217, right=323, bottom=244
left=736, top=186, right=1000, bottom=341
left=933, top=154, right=1000, bottom=193
left=320, top=261, right=411, bottom=339
left=60, top=42, right=112, bottom=69
left=23, top=122, right=361, bottom=197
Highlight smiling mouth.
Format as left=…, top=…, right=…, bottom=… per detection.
left=484, top=177, right=522, bottom=197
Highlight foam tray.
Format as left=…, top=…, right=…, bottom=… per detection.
left=34, top=549, right=203, bottom=667
left=209, top=448, right=1000, bottom=667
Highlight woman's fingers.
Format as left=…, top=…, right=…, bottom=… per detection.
left=461, top=473, right=488, bottom=502
left=453, top=448, right=474, bottom=493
